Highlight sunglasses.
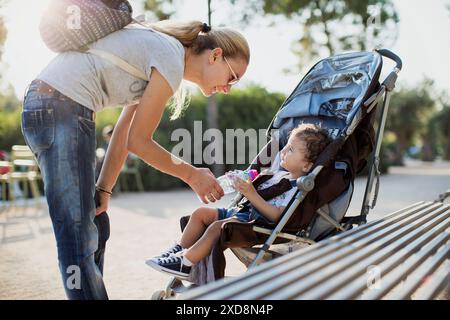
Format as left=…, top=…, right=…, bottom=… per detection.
left=223, top=56, right=240, bottom=86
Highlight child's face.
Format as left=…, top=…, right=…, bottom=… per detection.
left=280, top=135, right=313, bottom=176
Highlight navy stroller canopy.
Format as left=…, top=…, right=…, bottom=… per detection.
left=271, top=51, right=382, bottom=146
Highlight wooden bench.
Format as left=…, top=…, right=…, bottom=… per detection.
left=181, top=199, right=450, bottom=300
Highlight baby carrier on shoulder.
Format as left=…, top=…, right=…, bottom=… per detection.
left=40, top=0, right=133, bottom=53
left=39, top=0, right=149, bottom=81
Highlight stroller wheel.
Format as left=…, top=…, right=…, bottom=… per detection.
left=151, top=289, right=166, bottom=300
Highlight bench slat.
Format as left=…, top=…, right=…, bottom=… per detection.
left=388, top=242, right=450, bottom=300
left=332, top=225, right=450, bottom=299
left=181, top=202, right=449, bottom=300
left=265, top=206, right=449, bottom=300
left=414, top=260, right=450, bottom=300
left=181, top=202, right=435, bottom=299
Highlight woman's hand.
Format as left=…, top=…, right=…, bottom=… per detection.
left=95, top=189, right=111, bottom=216
left=186, top=167, right=224, bottom=204
left=231, top=176, right=257, bottom=198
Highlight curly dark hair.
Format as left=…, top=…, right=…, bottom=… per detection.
left=289, top=123, right=332, bottom=164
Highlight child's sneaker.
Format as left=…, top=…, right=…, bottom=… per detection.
left=146, top=256, right=191, bottom=280
left=159, top=243, right=184, bottom=258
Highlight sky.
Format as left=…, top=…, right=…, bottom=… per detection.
left=0, top=0, right=449, bottom=100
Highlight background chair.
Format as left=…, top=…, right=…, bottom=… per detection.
left=117, top=155, right=144, bottom=192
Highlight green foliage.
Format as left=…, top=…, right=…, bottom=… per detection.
left=2, top=80, right=446, bottom=188
left=422, top=115, right=440, bottom=161
left=142, top=0, right=398, bottom=70
left=386, top=79, right=436, bottom=164
left=216, top=86, right=285, bottom=171
left=232, top=0, right=398, bottom=70
left=94, top=108, right=122, bottom=146
left=432, top=105, right=450, bottom=160
left=154, top=86, right=284, bottom=185
left=95, top=86, right=285, bottom=190
left=143, top=0, right=176, bottom=20
left=1, top=85, right=284, bottom=190
left=0, top=89, right=23, bottom=151
left=0, top=107, right=24, bottom=151
left=388, top=80, right=435, bottom=138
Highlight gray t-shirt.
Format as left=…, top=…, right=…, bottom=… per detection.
left=37, top=26, right=185, bottom=112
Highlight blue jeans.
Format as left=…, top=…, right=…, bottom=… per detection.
left=21, top=80, right=109, bottom=300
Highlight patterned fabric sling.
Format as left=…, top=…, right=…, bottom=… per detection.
left=39, top=0, right=149, bottom=81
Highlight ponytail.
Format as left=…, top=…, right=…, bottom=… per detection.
left=145, top=20, right=250, bottom=119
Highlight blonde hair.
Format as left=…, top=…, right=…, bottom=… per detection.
left=148, top=20, right=250, bottom=119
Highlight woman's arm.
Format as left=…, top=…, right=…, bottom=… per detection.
left=126, top=68, right=223, bottom=204
left=126, top=68, right=190, bottom=180
left=97, top=104, right=138, bottom=192
left=95, top=104, right=137, bottom=214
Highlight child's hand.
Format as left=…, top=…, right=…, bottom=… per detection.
left=231, top=175, right=256, bottom=197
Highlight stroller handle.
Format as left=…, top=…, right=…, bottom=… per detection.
left=376, top=49, right=402, bottom=71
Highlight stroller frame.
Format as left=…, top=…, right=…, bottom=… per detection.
left=150, top=49, right=403, bottom=299
left=241, top=48, right=402, bottom=268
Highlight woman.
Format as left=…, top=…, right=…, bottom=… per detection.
left=21, top=20, right=250, bottom=299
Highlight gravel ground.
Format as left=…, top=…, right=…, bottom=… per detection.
left=0, top=160, right=449, bottom=300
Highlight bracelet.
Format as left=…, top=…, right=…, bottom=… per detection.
left=96, top=185, right=112, bottom=195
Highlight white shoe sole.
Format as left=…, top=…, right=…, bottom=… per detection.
left=145, top=259, right=190, bottom=280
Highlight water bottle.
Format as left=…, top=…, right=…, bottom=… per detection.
left=217, top=169, right=259, bottom=194
left=217, top=174, right=235, bottom=194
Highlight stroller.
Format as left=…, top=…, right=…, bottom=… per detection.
left=150, top=49, right=402, bottom=300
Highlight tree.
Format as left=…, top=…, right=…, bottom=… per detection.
left=423, top=115, right=440, bottom=161
left=231, top=0, right=398, bottom=71
left=386, top=80, right=436, bottom=165
left=143, top=0, right=225, bottom=175
left=418, top=89, right=449, bottom=161
left=0, top=89, right=23, bottom=150
left=143, top=0, right=176, bottom=20
left=431, top=105, right=450, bottom=160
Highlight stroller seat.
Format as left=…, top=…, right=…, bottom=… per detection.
left=229, top=182, right=353, bottom=268
left=150, top=49, right=402, bottom=299
left=194, top=49, right=400, bottom=280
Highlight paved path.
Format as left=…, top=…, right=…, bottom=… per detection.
left=0, top=161, right=449, bottom=299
